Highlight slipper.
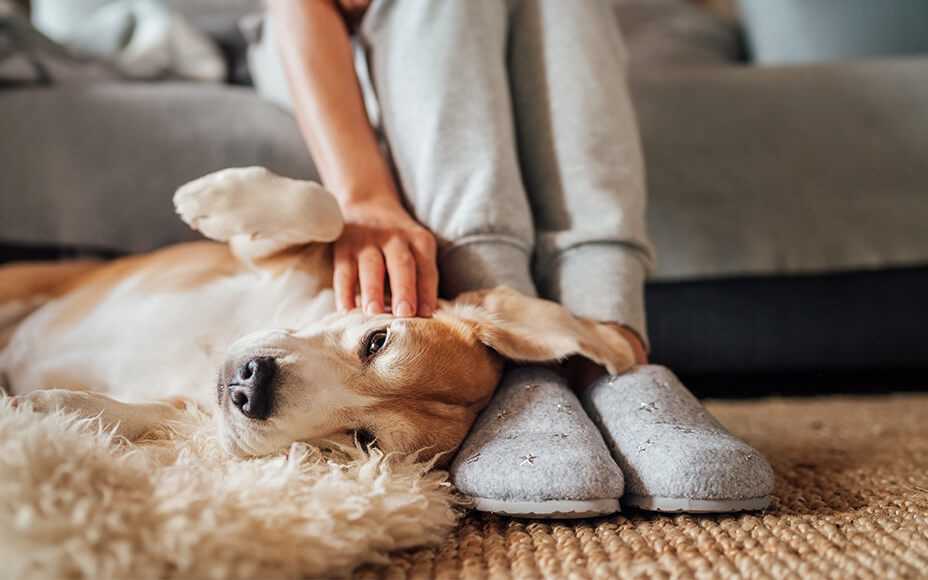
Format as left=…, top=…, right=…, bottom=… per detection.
left=450, top=366, right=624, bottom=519
left=581, top=365, right=774, bottom=513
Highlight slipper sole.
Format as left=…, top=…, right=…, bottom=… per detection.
left=471, top=497, right=620, bottom=519
left=624, top=494, right=770, bottom=513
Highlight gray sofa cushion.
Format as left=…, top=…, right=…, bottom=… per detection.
left=636, top=58, right=928, bottom=281
left=0, top=83, right=317, bottom=252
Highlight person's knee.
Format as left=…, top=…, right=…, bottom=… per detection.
left=510, top=0, right=625, bottom=62
left=516, top=0, right=613, bottom=22
left=365, top=0, right=508, bottom=35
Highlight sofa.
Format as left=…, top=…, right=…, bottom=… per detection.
left=2, top=0, right=926, bottom=393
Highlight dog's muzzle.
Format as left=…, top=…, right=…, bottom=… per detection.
left=223, top=356, right=277, bottom=420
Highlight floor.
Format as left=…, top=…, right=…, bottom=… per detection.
left=359, top=394, right=928, bottom=579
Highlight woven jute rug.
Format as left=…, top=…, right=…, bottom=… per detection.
left=359, top=394, right=928, bottom=579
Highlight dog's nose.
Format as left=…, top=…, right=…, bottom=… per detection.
left=228, top=357, right=276, bottom=420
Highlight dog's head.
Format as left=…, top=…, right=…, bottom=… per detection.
left=216, top=286, right=635, bottom=464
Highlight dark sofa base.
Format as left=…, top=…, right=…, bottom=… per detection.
left=680, top=368, right=927, bottom=399
left=648, top=266, right=928, bottom=379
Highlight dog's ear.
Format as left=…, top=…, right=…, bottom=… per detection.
left=447, top=286, right=636, bottom=375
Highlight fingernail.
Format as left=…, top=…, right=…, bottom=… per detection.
left=365, top=302, right=381, bottom=315
left=419, top=303, right=433, bottom=317
left=395, top=301, right=414, bottom=317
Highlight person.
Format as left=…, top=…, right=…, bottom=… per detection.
left=255, top=0, right=773, bottom=517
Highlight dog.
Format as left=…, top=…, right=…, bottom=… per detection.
left=0, top=167, right=635, bottom=464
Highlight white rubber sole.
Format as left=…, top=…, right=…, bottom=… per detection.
left=471, top=497, right=620, bottom=519
left=624, top=494, right=770, bottom=513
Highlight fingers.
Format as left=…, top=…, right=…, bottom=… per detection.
left=384, top=240, right=417, bottom=318
left=333, top=243, right=358, bottom=312
left=410, top=233, right=438, bottom=317
left=331, top=224, right=438, bottom=318
left=357, top=245, right=386, bottom=314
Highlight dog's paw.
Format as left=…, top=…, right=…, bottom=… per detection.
left=174, top=167, right=270, bottom=240
left=11, top=389, right=98, bottom=416
left=173, top=167, right=343, bottom=244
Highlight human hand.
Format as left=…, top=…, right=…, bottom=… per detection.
left=334, top=198, right=438, bottom=317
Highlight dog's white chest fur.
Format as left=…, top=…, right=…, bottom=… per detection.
left=3, top=268, right=334, bottom=406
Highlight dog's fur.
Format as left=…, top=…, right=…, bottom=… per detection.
left=0, top=167, right=635, bottom=463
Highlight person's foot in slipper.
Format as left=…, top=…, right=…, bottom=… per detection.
left=450, top=366, right=624, bottom=519
left=581, top=365, right=775, bottom=512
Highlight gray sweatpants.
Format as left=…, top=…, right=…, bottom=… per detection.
left=251, top=0, right=654, bottom=342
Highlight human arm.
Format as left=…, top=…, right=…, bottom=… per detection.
left=268, top=0, right=438, bottom=317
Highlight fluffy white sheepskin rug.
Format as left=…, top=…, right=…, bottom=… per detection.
left=0, top=400, right=463, bottom=579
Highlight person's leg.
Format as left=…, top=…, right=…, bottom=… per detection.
left=508, top=0, right=652, bottom=341
left=359, top=0, right=624, bottom=518
left=507, top=0, right=774, bottom=512
left=358, top=0, right=536, bottom=298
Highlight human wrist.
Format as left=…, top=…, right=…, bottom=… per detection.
left=326, top=161, right=402, bottom=208
left=333, top=188, right=418, bottom=232
left=338, top=192, right=406, bottom=220
left=332, top=181, right=402, bottom=217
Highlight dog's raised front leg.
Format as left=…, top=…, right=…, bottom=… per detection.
left=10, top=389, right=186, bottom=440
left=173, top=167, right=344, bottom=262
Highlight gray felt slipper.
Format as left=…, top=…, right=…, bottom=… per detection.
left=450, top=366, right=624, bottom=519
left=581, top=365, right=774, bottom=513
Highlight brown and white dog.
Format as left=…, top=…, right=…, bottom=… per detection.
left=0, top=168, right=635, bottom=464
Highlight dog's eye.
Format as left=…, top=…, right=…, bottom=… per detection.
left=364, top=330, right=389, bottom=358
left=355, top=428, right=377, bottom=449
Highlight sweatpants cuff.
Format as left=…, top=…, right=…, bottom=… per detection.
left=439, top=239, right=537, bottom=299
left=538, top=244, right=649, bottom=348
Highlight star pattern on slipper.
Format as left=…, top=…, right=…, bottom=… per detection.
left=450, top=368, right=627, bottom=517
left=464, top=452, right=481, bottom=465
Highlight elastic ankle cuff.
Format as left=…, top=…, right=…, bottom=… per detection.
left=439, top=239, right=537, bottom=298
left=538, top=244, right=649, bottom=347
